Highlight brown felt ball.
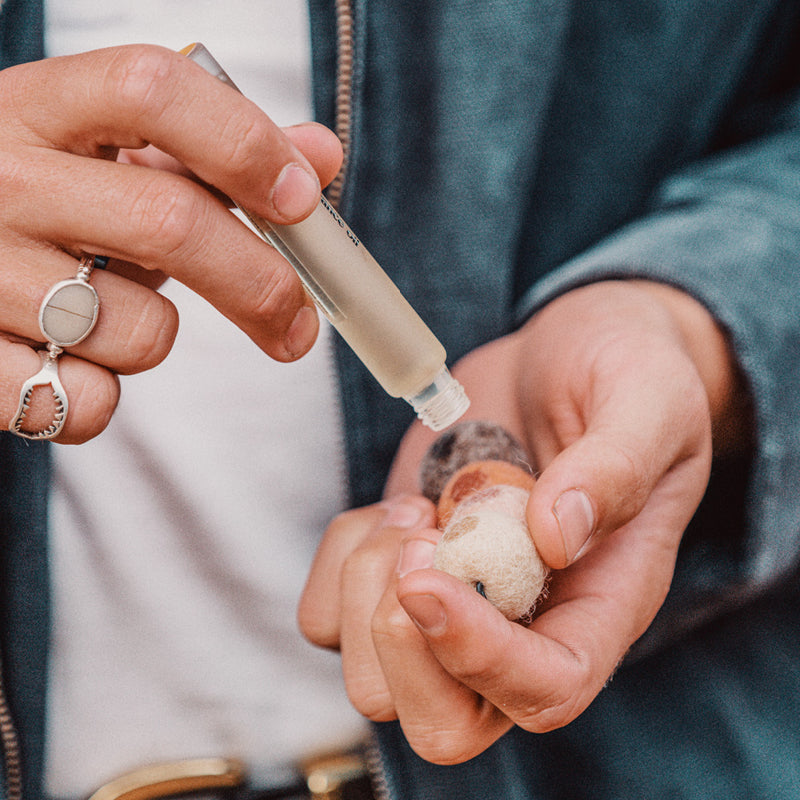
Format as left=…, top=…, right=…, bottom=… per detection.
left=418, top=420, right=529, bottom=504
left=436, top=460, right=536, bottom=528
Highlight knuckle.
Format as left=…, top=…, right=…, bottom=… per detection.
left=297, top=603, right=336, bottom=649
left=346, top=683, right=396, bottom=723
left=341, top=547, right=382, bottom=591
left=127, top=176, right=206, bottom=259
left=105, top=45, right=180, bottom=120
left=450, top=655, right=501, bottom=689
left=604, top=438, right=645, bottom=484
left=0, top=63, right=35, bottom=140
left=402, top=699, right=507, bottom=765
left=246, top=263, right=302, bottom=329
left=518, top=694, right=585, bottom=733
left=66, top=365, right=120, bottom=441
left=0, top=150, right=31, bottom=214
left=327, top=507, right=366, bottom=536
left=326, top=504, right=386, bottom=542
left=514, top=653, right=595, bottom=733
left=217, top=114, right=274, bottom=179
left=405, top=728, right=483, bottom=766
left=341, top=524, right=404, bottom=590
left=114, top=291, right=178, bottom=374
left=598, top=439, right=652, bottom=516
left=371, top=601, right=416, bottom=643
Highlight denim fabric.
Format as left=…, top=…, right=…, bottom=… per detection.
left=310, top=0, right=573, bottom=507
left=0, top=0, right=43, bottom=70
left=0, top=436, right=50, bottom=800
left=0, top=4, right=49, bottom=798
left=376, top=578, right=800, bottom=799
left=307, top=1, right=800, bottom=796
left=3, top=0, right=800, bottom=797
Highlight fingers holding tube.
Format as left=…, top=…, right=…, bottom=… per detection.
left=1, top=144, right=319, bottom=362
left=1, top=44, right=326, bottom=224
left=0, top=43, right=342, bottom=362
left=0, top=42, right=340, bottom=443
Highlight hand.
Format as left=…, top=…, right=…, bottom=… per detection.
left=300, top=280, right=750, bottom=763
left=0, top=45, right=342, bottom=442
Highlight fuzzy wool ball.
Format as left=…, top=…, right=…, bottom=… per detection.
left=418, top=420, right=529, bottom=504
left=420, top=423, right=549, bottom=621
left=434, top=494, right=548, bottom=621
left=433, top=460, right=547, bottom=621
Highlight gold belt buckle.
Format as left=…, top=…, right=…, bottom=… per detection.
left=86, top=758, right=246, bottom=800
left=300, top=750, right=372, bottom=800
left=85, top=750, right=372, bottom=800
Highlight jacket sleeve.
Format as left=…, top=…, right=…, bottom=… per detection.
left=514, top=91, right=800, bottom=653
left=0, top=0, right=45, bottom=70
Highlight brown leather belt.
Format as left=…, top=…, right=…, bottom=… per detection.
left=85, top=753, right=376, bottom=800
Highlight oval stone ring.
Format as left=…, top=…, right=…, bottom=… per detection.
left=9, top=253, right=105, bottom=440
left=39, top=254, right=101, bottom=347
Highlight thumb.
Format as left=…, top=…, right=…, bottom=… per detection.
left=526, top=433, right=640, bottom=570
left=527, top=421, right=709, bottom=570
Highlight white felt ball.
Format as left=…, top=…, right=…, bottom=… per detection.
left=433, top=499, right=548, bottom=621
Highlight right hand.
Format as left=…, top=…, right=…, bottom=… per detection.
left=301, top=280, right=748, bottom=764
left=0, top=44, right=342, bottom=442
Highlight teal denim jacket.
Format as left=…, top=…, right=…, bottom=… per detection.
left=2, top=0, right=800, bottom=797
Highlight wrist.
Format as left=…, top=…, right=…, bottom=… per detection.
left=632, top=280, right=753, bottom=457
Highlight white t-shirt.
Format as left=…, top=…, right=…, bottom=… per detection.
left=44, top=2, right=365, bottom=796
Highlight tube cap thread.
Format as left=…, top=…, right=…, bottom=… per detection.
left=406, top=368, right=470, bottom=432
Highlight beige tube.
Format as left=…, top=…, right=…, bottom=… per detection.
left=183, top=43, right=469, bottom=430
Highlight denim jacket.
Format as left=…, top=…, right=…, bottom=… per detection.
left=2, top=0, right=800, bottom=797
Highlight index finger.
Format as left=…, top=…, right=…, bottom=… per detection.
left=4, top=44, right=321, bottom=224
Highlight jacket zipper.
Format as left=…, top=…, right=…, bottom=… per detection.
left=0, top=5, right=383, bottom=800
left=328, top=3, right=394, bottom=798
left=365, top=729, right=393, bottom=800
left=326, top=0, right=355, bottom=210
left=0, top=657, right=23, bottom=800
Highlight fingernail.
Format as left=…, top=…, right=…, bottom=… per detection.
left=382, top=497, right=426, bottom=529
left=270, top=163, right=320, bottom=221
left=284, top=305, right=317, bottom=359
left=402, top=594, right=447, bottom=635
left=553, top=489, right=595, bottom=564
left=397, top=538, right=437, bottom=578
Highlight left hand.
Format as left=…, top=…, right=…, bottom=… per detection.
left=0, top=45, right=342, bottom=441
left=300, top=280, right=747, bottom=764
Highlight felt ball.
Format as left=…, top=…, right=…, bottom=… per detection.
left=434, top=499, right=548, bottom=621
left=419, top=420, right=529, bottom=503
left=436, top=460, right=536, bottom=528
left=421, top=421, right=548, bottom=620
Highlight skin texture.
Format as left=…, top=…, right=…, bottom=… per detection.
left=299, top=279, right=752, bottom=765
left=0, top=44, right=343, bottom=442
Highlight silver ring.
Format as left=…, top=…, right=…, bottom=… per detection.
left=9, top=253, right=102, bottom=440
left=39, top=253, right=100, bottom=347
